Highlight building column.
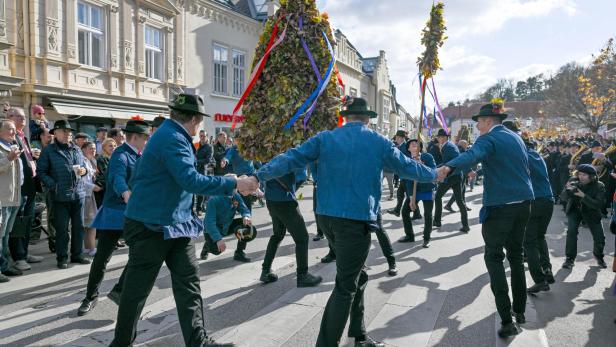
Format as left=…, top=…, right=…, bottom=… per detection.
left=136, top=15, right=145, bottom=78
left=165, top=26, right=173, bottom=83
left=109, top=4, right=119, bottom=71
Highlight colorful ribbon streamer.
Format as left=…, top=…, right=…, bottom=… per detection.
left=428, top=77, right=449, bottom=134
left=231, top=17, right=286, bottom=130
left=284, top=31, right=335, bottom=130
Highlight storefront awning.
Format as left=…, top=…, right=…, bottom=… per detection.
left=44, top=96, right=167, bottom=121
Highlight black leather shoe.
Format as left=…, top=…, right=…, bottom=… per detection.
left=411, top=214, right=423, bottom=220
left=511, top=311, right=526, bottom=324
left=386, top=209, right=400, bottom=217
left=433, top=221, right=441, bottom=228
left=543, top=268, right=555, bottom=284
left=388, top=263, right=398, bottom=276
left=260, top=270, right=278, bottom=284
left=48, top=241, right=56, bottom=253
left=562, top=258, right=574, bottom=269
left=233, top=252, right=251, bottom=263
left=444, top=205, right=455, bottom=213
left=77, top=298, right=97, bottom=316
left=460, top=226, right=470, bottom=233
left=297, top=273, right=322, bottom=287
left=108, top=290, right=121, bottom=305
left=398, top=236, right=415, bottom=243
left=466, top=206, right=472, bottom=211
left=596, top=257, right=607, bottom=269
left=2, top=267, right=23, bottom=276
left=57, top=261, right=68, bottom=269
left=321, top=254, right=336, bottom=263
left=527, top=282, right=550, bottom=294
left=354, top=335, right=385, bottom=347
left=422, top=240, right=430, bottom=248
left=497, top=322, right=520, bottom=338
left=313, top=234, right=324, bottom=241
left=200, top=247, right=209, bottom=260
left=71, top=257, right=91, bottom=265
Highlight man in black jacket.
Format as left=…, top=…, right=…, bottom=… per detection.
left=195, top=130, right=213, bottom=214
left=561, top=164, right=607, bottom=269
left=213, top=132, right=228, bottom=176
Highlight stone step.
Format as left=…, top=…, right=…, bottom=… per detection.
left=494, top=296, right=549, bottom=347
left=63, top=255, right=297, bottom=347
left=365, top=282, right=448, bottom=347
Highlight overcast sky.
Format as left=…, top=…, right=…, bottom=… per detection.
left=316, top=0, right=616, bottom=115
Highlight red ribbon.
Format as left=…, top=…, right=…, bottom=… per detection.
left=231, top=17, right=285, bottom=130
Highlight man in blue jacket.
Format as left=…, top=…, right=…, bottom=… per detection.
left=37, top=120, right=90, bottom=269
left=503, top=121, right=555, bottom=294
left=260, top=171, right=322, bottom=287
left=77, top=119, right=150, bottom=316
left=437, top=102, right=534, bottom=338
left=433, top=128, right=470, bottom=232
left=111, top=94, right=256, bottom=347
left=201, top=191, right=252, bottom=262
left=248, top=97, right=437, bottom=347
left=221, top=135, right=257, bottom=211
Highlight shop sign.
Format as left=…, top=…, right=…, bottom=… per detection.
left=214, top=113, right=245, bottom=123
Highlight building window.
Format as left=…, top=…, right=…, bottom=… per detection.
left=77, top=1, right=104, bottom=68
left=383, top=98, right=391, bottom=116
left=213, top=44, right=228, bottom=94
left=145, top=25, right=164, bottom=80
left=349, top=87, right=358, bottom=97
left=232, top=50, right=245, bottom=96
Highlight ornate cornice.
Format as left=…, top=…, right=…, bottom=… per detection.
left=187, top=0, right=261, bottom=36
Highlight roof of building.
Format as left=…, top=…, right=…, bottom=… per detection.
left=441, top=101, right=546, bottom=120
left=211, top=0, right=266, bottom=21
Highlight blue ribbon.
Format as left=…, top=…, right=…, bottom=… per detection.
left=284, top=30, right=336, bottom=130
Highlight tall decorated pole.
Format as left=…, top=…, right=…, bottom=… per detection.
left=412, top=2, right=447, bottom=211
left=231, top=0, right=340, bottom=162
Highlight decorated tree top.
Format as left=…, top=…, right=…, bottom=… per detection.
left=234, top=0, right=340, bottom=162
left=417, top=2, right=447, bottom=78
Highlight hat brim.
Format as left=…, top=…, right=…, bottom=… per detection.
left=168, top=105, right=211, bottom=117
left=472, top=113, right=508, bottom=122
left=340, top=110, right=378, bottom=118
left=50, top=127, right=73, bottom=134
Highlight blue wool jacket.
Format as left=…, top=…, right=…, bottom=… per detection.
left=37, top=142, right=86, bottom=202
left=440, top=141, right=462, bottom=182
left=446, top=125, right=534, bottom=206
left=224, top=145, right=255, bottom=176
left=256, top=122, right=437, bottom=221
left=404, top=152, right=437, bottom=194
left=527, top=149, right=554, bottom=201
left=102, top=143, right=139, bottom=210
left=204, top=193, right=251, bottom=242
left=124, top=119, right=236, bottom=226
left=265, top=171, right=298, bottom=202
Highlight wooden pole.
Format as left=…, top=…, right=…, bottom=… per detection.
left=411, top=77, right=428, bottom=211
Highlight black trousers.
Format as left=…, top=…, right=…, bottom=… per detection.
left=53, top=199, right=85, bottom=262
left=523, top=199, right=554, bottom=284
left=241, top=195, right=253, bottom=212
left=316, top=215, right=371, bottom=346
left=314, top=186, right=324, bottom=237
left=325, top=213, right=394, bottom=265
left=446, top=176, right=468, bottom=208
left=9, top=192, right=36, bottom=261
left=402, top=198, right=434, bottom=242
left=201, top=219, right=247, bottom=256
left=393, top=181, right=406, bottom=214
left=565, top=212, right=605, bottom=260
left=85, top=230, right=126, bottom=301
left=482, top=201, right=530, bottom=324
left=111, top=218, right=206, bottom=347
left=434, top=179, right=469, bottom=228
left=262, top=200, right=309, bottom=275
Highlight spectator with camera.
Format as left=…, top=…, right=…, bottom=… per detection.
left=561, top=164, right=607, bottom=269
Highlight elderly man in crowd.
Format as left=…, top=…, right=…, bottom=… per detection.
left=7, top=108, right=43, bottom=271
left=37, top=120, right=91, bottom=269
left=0, top=119, right=24, bottom=282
